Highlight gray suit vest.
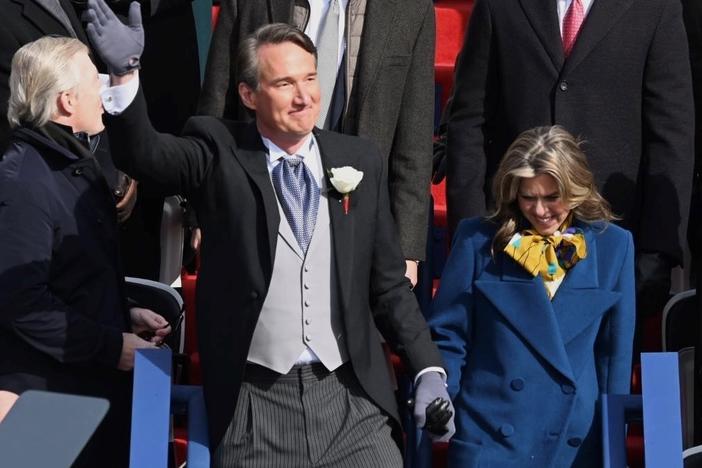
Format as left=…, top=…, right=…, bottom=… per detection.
left=247, top=187, right=349, bottom=374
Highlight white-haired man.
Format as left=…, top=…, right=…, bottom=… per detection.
left=0, top=36, right=171, bottom=467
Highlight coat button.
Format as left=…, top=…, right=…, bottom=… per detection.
left=305, top=335, right=311, bottom=342
left=559, top=80, right=568, bottom=91
left=510, top=378, right=524, bottom=391
left=568, top=437, right=582, bottom=447
left=96, top=217, right=103, bottom=225
left=250, top=290, right=259, bottom=299
left=72, top=168, right=83, bottom=176
left=499, top=424, right=515, bottom=437
left=561, top=384, right=575, bottom=394
left=304, top=319, right=310, bottom=325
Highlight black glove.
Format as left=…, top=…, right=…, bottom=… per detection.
left=413, top=372, right=455, bottom=442
left=635, top=251, right=673, bottom=316
left=83, top=0, right=144, bottom=75
left=432, top=133, right=447, bottom=184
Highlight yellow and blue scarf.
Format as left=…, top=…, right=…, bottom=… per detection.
left=504, top=217, right=587, bottom=297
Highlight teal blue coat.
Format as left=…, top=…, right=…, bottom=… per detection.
left=429, top=217, right=635, bottom=467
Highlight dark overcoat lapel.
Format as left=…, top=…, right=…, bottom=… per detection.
left=563, top=0, right=635, bottom=74
left=353, top=0, right=399, bottom=112
left=474, top=225, right=621, bottom=383
left=519, top=0, right=564, bottom=72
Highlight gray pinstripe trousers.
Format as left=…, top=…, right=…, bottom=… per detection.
left=213, top=363, right=402, bottom=468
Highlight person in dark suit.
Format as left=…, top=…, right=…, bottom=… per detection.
left=445, top=0, right=694, bottom=320
left=84, top=2, right=454, bottom=464
left=431, top=126, right=635, bottom=466
left=0, top=36, right=170, bottom=467
left=197, top=0, right=435, bottom=287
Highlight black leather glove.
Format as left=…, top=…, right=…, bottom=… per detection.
left=83, top=0, right=144, bottom=75
left=635, top=251, right=673, bottom=316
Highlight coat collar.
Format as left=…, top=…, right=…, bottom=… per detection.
left=562, top=0, right=634, bottom=75
left=519, top=0, right=634, bottom=74
left=519, top=0, right=565, bottom=72
left=475, top=222, right=621, bottom=382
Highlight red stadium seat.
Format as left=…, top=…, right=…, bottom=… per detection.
left=434, top=0, right=474, bottom=111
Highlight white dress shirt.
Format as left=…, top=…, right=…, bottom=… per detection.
left=305, top=0, right=348, bottom=70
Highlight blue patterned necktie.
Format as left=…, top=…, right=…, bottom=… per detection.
left=272, top=156, right=320, bottom=253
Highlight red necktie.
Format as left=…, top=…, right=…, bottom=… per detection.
left=562, top=0, right=585, bottom=57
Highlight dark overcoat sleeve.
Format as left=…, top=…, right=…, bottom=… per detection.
left=384, top=0, right=434, bottom=261
left=637, top=0, right=694, bottom=262
left=445, top=0, right=494, bottom=233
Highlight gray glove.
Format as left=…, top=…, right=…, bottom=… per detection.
left=413, top=371, right=456, bottom=442
left=83, top=0, right=144, bottom=75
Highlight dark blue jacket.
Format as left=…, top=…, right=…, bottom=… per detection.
left=0, top=125, right=128, bottom=392
left=429, top=217, right=635, bottom=467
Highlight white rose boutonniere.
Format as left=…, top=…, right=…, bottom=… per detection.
left=328, top=166, right=364, bottom=214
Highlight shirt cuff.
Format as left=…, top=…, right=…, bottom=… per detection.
left=100, top=73, right=139, bottom=115
left=414, top=366, right=447, bottom=385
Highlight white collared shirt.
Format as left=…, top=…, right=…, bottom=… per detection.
left=304, top=0, right=348, bottom=70
left=260, top=133, right=325, bottom=190
left=557, top=0, right=595, bottom=36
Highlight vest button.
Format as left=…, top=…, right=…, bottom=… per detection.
left=305, top=335, right=311, bottom=342
left=567, top=437, right=582, bottom=447
left=304, top=266, right=310, bottom=272
left=510, top=378, right=524, bottom=391
left=304, top=283, right=310, bottom=289
left=304, top=300, right=310, bottom=307
left=305, top=319, right=310, bottom=325
left=250, top=290, right=259, bottom=299
left=559, top=80, right=568, bottom=91
left=499, top=424, right=515, bottom=437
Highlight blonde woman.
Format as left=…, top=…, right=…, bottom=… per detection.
left=430, top=126, right=635, bottom=467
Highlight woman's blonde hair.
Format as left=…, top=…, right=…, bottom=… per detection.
left=7, top=36, right=87, bottom=129
left=489, top=125, right=615, bottom=253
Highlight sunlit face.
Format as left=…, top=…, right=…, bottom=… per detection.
left=238, top=41, right=320, bottom=149
left=517, top=173, right=571, bottom=235
left=66, top=51, right=104, bottom=136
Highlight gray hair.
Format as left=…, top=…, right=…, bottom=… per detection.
left=236, top=23, right=317, bottom=90
left=7, top=36, right=87, bottom=129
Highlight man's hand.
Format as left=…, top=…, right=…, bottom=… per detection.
left=118, top=332, right=157, bottom=371
left=413, top=372, right=455, bottom=442
left=83, top=0, right=144, bottom=76
left=129, top=307, right=172, bottom=345
left=405, top=260, right=419, bottom=289
left=116, top=178, right=137, bottom=223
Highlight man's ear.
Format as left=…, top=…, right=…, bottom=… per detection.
left=56, top=90, right=75, bottom=117
left=238, top=82, right=257, bottom=111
